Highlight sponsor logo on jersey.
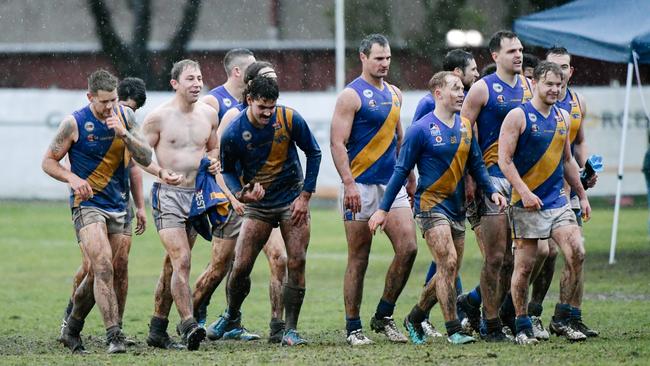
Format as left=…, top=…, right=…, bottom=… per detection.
left=223, top=98, right=232, bottom=107
left=492, top=83, right=503, bottom=93
left=84, top=121, right=95, bottom=132
left=242, top=131, right=252, bottom=141
left=528, top=113, right=537, bottom=123
left=363, top=89, right=373, bottom=98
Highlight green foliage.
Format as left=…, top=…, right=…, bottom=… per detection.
left=1, top=202, right=649, bottom=364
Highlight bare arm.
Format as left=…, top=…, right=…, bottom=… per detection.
left=330, top=88, right=362, bottom=213
left=128, top=161, right=147, bottom=234
left=42, top=116, right=93, bottom=200
left=201, top=94, right=220, bottom=115
left=461, top=80, right=488, bottom=126
left=498, top=108, right=542, bottom=209
left=108, top=107, right=152, bottom=166
left=217, top=107, right=240, bottom=140
left=572, top=92, right=588, bottom=167
left=561, top=109, right=591, bottom=220
left=204, top=106, right=240, bottom=208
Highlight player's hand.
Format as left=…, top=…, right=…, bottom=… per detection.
left=521, top=190, right=543, bottom=210
left=69, top=174, right=93, bottom=201
left=580, top=196, right=591, bottom=222
left=491, top=192, right=508, bottom=210
left=230, top=197, right=245, bottom=216
left=239, top=182, right=265, bottom=203
left=343, top=181, right=361, bottom=213
left=208, top=158, right=220, bottom=175
left=135, top=207, right=147, bottom=235
left=160, top=169, right=184, bottom=185
left=290, top=192, right=311, bottom=227
left=106, top=108, right=127, bottom=138
left=368, top=210, right=387, bottom=235
left=406, top=178, right=417, bottom=209
left=465, top=175, right=477, bottom=203
left=585, top=173, right=598, bottom=189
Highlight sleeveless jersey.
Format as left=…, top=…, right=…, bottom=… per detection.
left=207, top=85, right=239, bottom=121
left=476, top=73, right=533, bottom=177
left=346, top=77, right=401, bottom=185
left=68, top=105, right=130, bottom=212
left=511, top=102, right=568, bottom=210
left=556, top=88, right=582, bottom=150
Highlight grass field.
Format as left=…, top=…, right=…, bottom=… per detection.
left=1, top=201, right=649, bottom=365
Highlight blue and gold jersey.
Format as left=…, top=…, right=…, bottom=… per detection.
left=208, top=85, right=239, bottom=121
left=346, top=77, right=401, bottom=185
left=380, top=113, right=495, bottom=222
left=476, top=73, right=533, bottom=177
left=556, top=88, right=582, bottom=150
left=511, top=102, right=569, bottom=210
left=68, top=105, right=130, bottom=212
left=220, top=105, right=321, bottom=209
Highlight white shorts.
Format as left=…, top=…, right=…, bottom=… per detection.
left=508, top=204, right=577, bottom=239
left=483, top=176, right=510, bottom=215
left=340, top=182, right=411, bottom=221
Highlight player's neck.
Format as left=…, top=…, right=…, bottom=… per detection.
left=222, top=79, right=243, bottom=102
left=433, top=107, right=455, bottom=127
left=559, top=85, right=568, bottom=101
left=531, top=97, right=552, bottom=117
left=89, top=104, right=106, bottom=123
left=361, top=73, right=384, bottom=90
left=495, top=68, right=517, bottom=87
left=173, top=94, right=196, bottom=113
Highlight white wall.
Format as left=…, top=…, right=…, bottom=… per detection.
left=1, top=87, right=648, bottom=200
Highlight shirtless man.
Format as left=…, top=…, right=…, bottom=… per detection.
left=141, top=59, right=241, bottom=351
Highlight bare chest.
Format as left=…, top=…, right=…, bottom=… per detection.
left=159, top=116, right=212, bottom=149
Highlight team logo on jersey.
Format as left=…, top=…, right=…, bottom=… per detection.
left=368, top=100, right=377, bottom=108
left=528, top=113, right=537, bottom=122
left=572, top=113, right=581, bottom=119
left=450, top=136, right=457, bottom=144
left=223, top=98, right=232, bottom=107
left=86, top=134, right=97, bottom=142
left=394, top=100, right=401, bottom=107
left=435, top=135, right=444, bottom=144
left=242, top=130, right=252, bottom=141
left=363, top=89, right=373, bottom=98
left=531, top=124, right=539, bottom=133
left=84, top=121, right=95, bottom=132
left=492, top=83, right=503, bottom=93
left=429, top=123, right=441, bottom=136
left=496, top=94, right=505, bottom=103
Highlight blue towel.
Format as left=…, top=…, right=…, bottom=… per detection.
left=189, top=157, right=231, bottom=241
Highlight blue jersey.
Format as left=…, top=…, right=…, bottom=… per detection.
left=476, top=73, right=533, bottom=177
left=220, top=105, right=321, bottom=208
left=380, top=113, right=495, bottom=222
left=68, top=105, right=130, bottom=212
left=412, top=93, right=435, bottom=123
left=346, top=77, right=401, bottom=185
left=207, top=85, right=239, bottom=121
left=511, top=102, right=568, bottom=210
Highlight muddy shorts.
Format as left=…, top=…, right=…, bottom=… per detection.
left=341, top=182, right=411, bottom=221
left=244, top=204, right=299, bottom=228
left=508, top=204, right=577, bottom=240
left=212, top=208, right=243, bottom=239
left=415, top=212, right=466, bottom=240
left=72, top=206, right=128, bottom=242
left=151, top=182, right=195, bottom=233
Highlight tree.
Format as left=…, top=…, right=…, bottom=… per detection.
left=88, top=0, right=202, bottom=90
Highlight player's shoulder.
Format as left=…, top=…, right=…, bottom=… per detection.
left=335, top=87, right=362, bottom=109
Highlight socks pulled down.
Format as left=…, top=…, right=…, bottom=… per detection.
left=408, top=305, right=428, bottom=325
left=445, top=319, right=462, bottom=336
left=528, top=302, right=544, bottom=317
left=515, top=316, right=532, bottom=333
left=66, top=316, right=85, bottom=336
left=554, top=303, right=572, bottom=322
left=374, top=298, right=396, bottom=320
left=467, top=286, right=482, bottom=307
left=283, top=284, right=306, bottom=330
left=149, top=316, right=169, bottom=335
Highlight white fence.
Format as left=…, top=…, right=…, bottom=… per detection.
left=1, top=87, right=648, bottom=200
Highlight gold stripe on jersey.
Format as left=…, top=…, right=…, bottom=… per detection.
left=482, top=141, right=499, bottom=168
left=350, top=88, right=400, bottom=178
left=567, top=91, right=582, bottom=145
left=511, top=111, right=568, bottom=204
left=252, top=106, right=292, bottom=188
left=420, top=117, right=472, bottom=211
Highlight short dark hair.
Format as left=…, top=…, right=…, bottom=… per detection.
left=88, top=69, right=117, bottom=94
left=442, top=49, right=474, bottom=72
left=359, top=34, right=389, bottom=56
left=428, top=71, right=457, bottom=93
left=488, top=30, right=519, bottom=53
left=246, top=75, right=279, bottom=102
left=523, top=53, right=539, bottom=70
left=118, top=77, right=147, bottom=109
left=171, top=59, right=200, bottom=81
left=533, top=61, right=564, bottom=82
left=244, top=61, right=274, bottom=84
left=546, top=46, right=571, bottom=63
left=223, top=48, right=254, bottom=74
left=481, top=63, right=497, bottom=77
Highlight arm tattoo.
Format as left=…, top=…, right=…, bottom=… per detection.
left=49, top=118, right=74, bottom=157
left=122, top=108, right=153, bottom=166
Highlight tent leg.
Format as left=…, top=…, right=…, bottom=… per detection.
left=609, top=62, right=634, bottom=265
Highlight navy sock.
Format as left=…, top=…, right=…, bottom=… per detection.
left=467, top=286, right=481, bottom=307
left=375, top=299, right=395, bottom=319
left=515, top=316, right=532, bottom=333
left=425, top=261, right=437, bottom=285
left=64, top=299, right=73, bottom=319
left=554, top=303, right=572, bottom=322
left=408, top=305, right=427, bottom=324
left=485, top=317, right=501, bottom=333
left=445, top=319, right=462, bottom=336
left=455, top=275, right=463, bottom=296
left=569, top=306, right=582, bottom=321
left=528, top=302, right=543, bottom=317
left=346, top=317, right=362, bottom=335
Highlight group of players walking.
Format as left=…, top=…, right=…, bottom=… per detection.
left=42, top=29, right=598, bottom=354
